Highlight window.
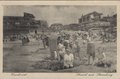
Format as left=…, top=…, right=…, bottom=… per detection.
left=15, top=22, right=20, bottom=25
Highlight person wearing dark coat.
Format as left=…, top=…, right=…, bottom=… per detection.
left=87, top=35, right=95, bottom=65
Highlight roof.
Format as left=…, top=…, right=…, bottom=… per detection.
left=4, top=12, right=35, bottom=20
left=3, top=16, right=24, bottom=20
left=81, top=11, right=103, bottom=18
left=24, top=12, right=35, bottom=18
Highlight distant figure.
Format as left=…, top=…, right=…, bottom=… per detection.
left=101, top=31, right=106, bottom=43
left=64, top=39, right=70, bottom=49
left=35, top=30, right=37, bottom=34
left=57, top=36, right=63, bottom=45
left=72, top=42, right=77, bottom=58
left=22, top=36, right=30, bottom=46
left=54, top=51, right=58, bottom=60
left=71, top=40, right=80, bottom=60
left=72, top=34, right=77, bottom=42
left=41, top=32, right=48, bottom=48
left=26, top=36, right=30, bottom=42
left=75, top=41, right=81, bottom=60
left=44, top=36, right=49, bottom=47
left=82, top=34, right=88, bottom=44
left=64, top=49, right=74, bottom=68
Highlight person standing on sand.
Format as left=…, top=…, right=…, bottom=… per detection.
left=41, top=32, right=47, bottom=48
left=75, top=41, right=81, bottom=60
left=87, top=34, right=95, bottom=65
left=48, top=34, right=58, bottom=59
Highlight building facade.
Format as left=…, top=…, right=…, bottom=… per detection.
left=79, top=11, right=102, bottom=24
left=78, top=11, right=117, bottom=41
left=3, top=12, right=45, bottom=36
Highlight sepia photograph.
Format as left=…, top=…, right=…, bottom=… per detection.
left=3, top=5, right=117, bottom=73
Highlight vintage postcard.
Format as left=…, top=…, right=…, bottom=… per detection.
left=0, top=1, right=120, bottom=79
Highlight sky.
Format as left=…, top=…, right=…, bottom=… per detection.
left=4, top=5, right=116, bottom=26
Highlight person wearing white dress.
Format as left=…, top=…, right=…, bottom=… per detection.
left=64, top=49, right=74, bottom=68
left=57, top=43, right=65, bottom=61
left=95, top=47, right=107, bottom=67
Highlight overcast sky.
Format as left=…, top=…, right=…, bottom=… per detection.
left=4, top=5, right=116, bottom=25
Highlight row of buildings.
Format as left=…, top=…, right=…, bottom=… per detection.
left=50, top=11, right=116, bottom=32
left=3, top=12, right=48, bottom=37
left=78, top=11, right=117, bottom=30
left=3, top=11, right=117, bottom=38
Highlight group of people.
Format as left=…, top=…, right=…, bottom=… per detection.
left=50, top=31, right=109, bottom=69
left=54, top=42, right=74, bottom=68
left=48, top=32, right=86, bottom=69
left=21, top=31, right=108, bottom=69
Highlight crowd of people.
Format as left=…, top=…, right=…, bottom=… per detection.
left=3, top=30, right=112, bottom=70
left=39, top=31, right=109, bottom=70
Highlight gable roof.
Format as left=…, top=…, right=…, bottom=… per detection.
left=81, top=11, right=103, bottom=18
